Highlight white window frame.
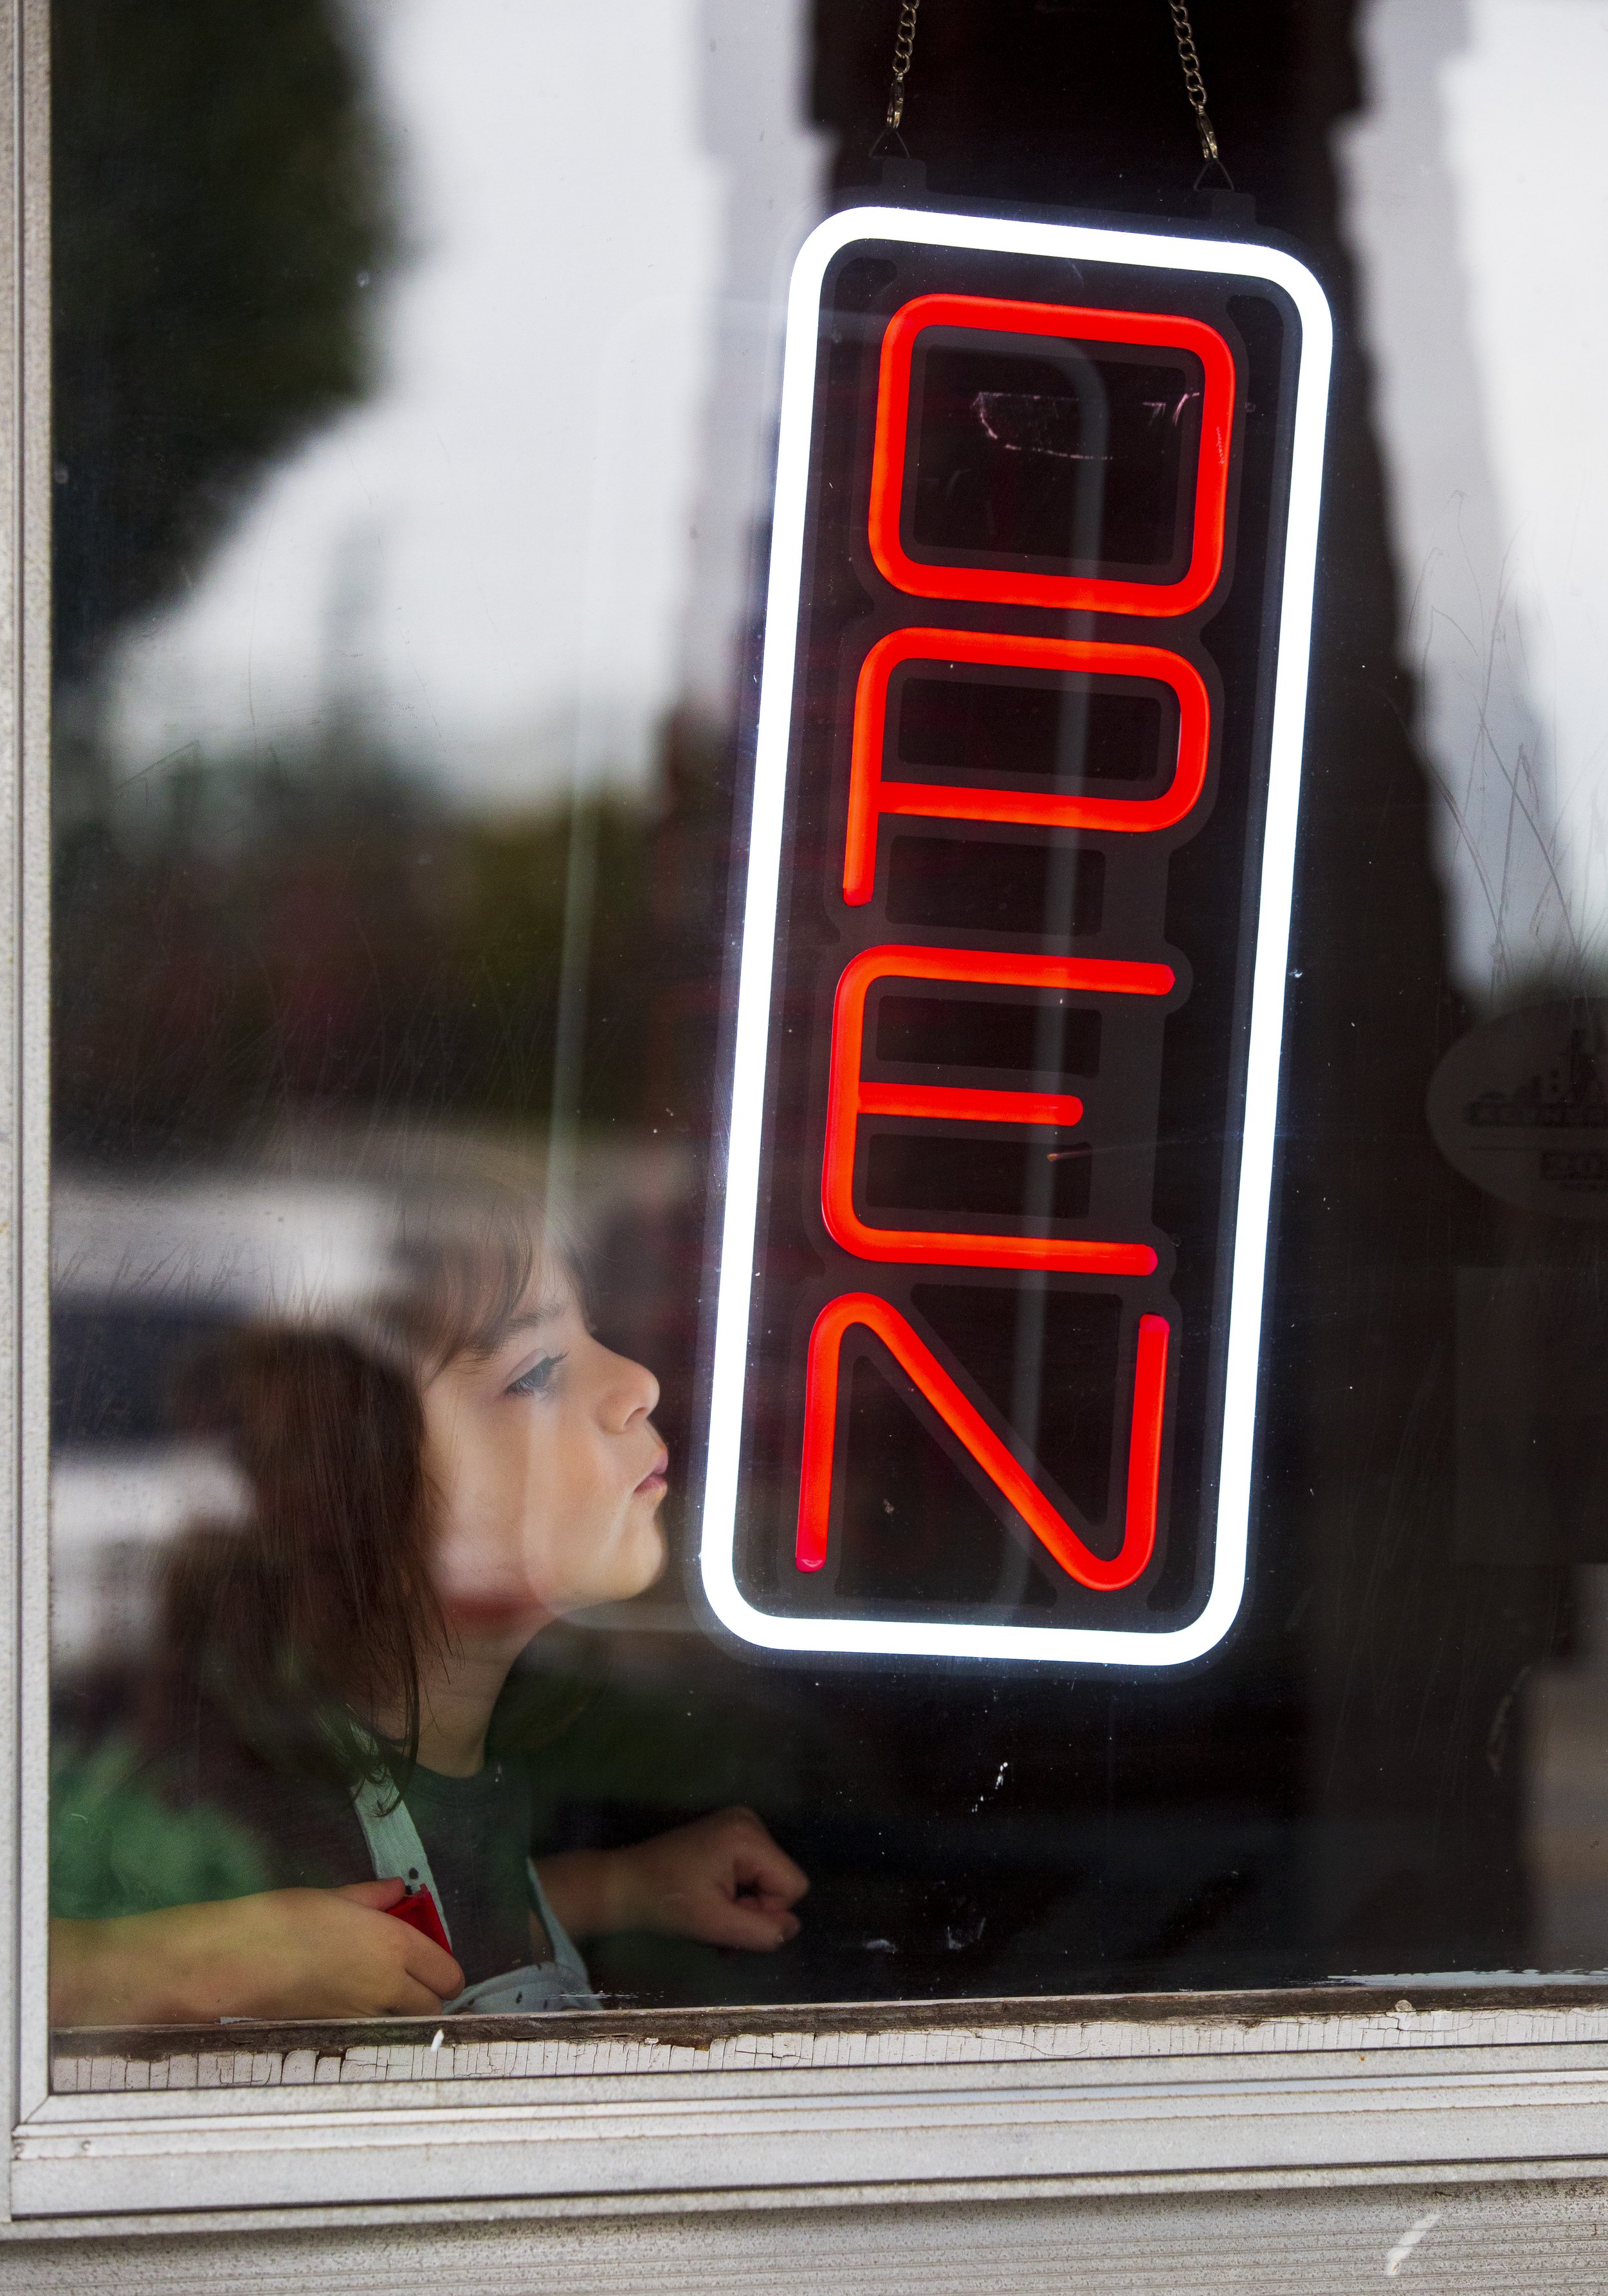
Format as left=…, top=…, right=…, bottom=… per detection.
left=7, top=0, right=1608, bottom=2239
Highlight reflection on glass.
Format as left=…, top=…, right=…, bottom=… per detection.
left=44, top=0, right=1608, bottom=2076
left=909, top=338, right=1197, bottom=576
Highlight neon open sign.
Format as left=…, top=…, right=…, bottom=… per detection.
left=701, top=205, right=1331, bottom=1665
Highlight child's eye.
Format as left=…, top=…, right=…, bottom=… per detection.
left=507, top=1352, right=566, bottom=1398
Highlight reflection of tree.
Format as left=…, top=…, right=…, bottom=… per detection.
left=52, top=0, right=392, bottom=695
left=53, top=746, right=659, bottom=1161
left=48, top=9, right=735, bottom=1164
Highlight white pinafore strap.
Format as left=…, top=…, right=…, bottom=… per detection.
left=348, top=1759, right=599, bottom=2012
left=351, top=1770, right=448, bottom=1938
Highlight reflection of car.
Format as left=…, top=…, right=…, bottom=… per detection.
left=50, top=1170, right=396, bottom=1678
left=51, top=1445, right=249, bottom=1676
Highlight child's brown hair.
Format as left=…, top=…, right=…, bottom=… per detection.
left=142, top=1172, right=565, bottom=1783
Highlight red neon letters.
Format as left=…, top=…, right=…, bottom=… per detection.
left=796, top=283, right=1224, bottom=1592
left=843, top=630, right=1212, bottom=906
left=821, top=944, right=1173, bottom=1274
left=796, top=1296, right=1171, bottom=1586
left=867, top=292, right=1236, bottom=616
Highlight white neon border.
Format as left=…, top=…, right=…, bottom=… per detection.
left=699, top=205, right=1333, bottom=1667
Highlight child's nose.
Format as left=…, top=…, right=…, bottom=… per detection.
left=598, top=1346, right=660, bottom=1428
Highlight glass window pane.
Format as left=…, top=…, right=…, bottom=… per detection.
left=44, top=0, right=1608, bottom=2071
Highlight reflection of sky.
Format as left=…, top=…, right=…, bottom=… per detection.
left=107, top=0, right=821, bottom=812
left=1341, top=0, right=1608, bottom=1003
left=112, top=0, right=1608, bottom=991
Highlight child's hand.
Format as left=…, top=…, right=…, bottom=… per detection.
left=538, top=1808, right=809, bottom=1951
left=50, top=1878, right=465, bottom=2028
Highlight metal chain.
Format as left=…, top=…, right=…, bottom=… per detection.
left=1167, top=0, right=1225, bottom=172
left=884, top=0, right=922, bottom=132
left=877, top=0, right=1228, bottom=182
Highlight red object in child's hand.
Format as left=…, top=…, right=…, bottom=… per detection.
left=386, top=1886, right=452, bottom=1956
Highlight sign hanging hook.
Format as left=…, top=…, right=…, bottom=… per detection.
left=1167, top=1, right=1235, bottom=188
left=868, top=0, right=922, bottom=160
left=886, top=0, right=922, bottom=132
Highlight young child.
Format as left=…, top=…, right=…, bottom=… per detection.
left=50, top=1180, right=807, bottom=2025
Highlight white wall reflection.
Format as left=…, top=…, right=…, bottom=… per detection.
left=1340, top=0, right=1608, bottom=1004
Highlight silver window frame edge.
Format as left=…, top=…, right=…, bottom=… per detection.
left=3, top=0, right=50, bottom=2227
left=6, top=2154, right=1608, bottom=2245
left=16, top=2057, right=1608, bottom=2218
left=11, top=0, right=1608, bottom=2234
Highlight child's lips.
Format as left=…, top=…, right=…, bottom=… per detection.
left=635, top=1449, right=670, bottom=1495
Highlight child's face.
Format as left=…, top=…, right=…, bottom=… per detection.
left=419, top=1271, right=668, bottom=1628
